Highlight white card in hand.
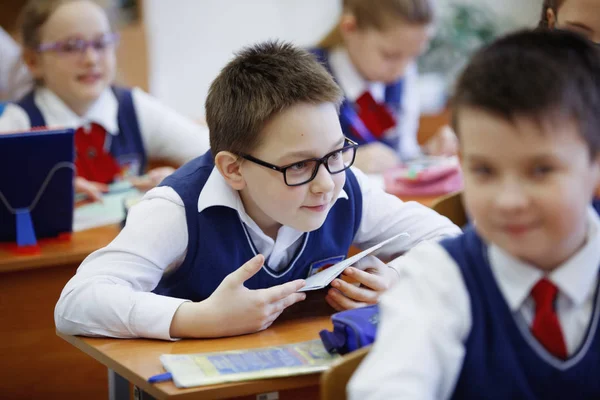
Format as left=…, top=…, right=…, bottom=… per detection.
left=298, top=232, right=410, bottom=292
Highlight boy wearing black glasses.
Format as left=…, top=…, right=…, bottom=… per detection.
left=55, top=41, right=459, bottom=340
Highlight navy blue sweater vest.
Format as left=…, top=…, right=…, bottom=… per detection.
left=154, top=152, right=363, bottom=302
left=439, top=228, right=600, bottom=399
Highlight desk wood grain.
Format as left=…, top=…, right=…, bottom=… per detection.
left=58, top=292, right=334, bottom=400
left=0, top=225, right=121, bottom=400
left=0, top=224, right=121, bottom=273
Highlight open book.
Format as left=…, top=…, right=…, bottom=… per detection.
left=159, top=339, right=338, bottom=388
left=73, top=182, right=142, bottom=232
left=298, top=232, right=410, bottom=292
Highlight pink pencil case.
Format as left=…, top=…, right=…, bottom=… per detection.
left=384, top=161, right=463, bottom=196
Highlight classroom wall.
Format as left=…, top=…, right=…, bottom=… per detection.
left=144, top=0, right=339, bottom=119
left=144, top=0, right=544, bottom=120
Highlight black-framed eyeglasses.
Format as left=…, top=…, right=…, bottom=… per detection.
left=240, top=137, right=358, bottom=186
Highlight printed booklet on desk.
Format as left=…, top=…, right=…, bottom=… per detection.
left=299, top=232, right=410, bottom=292
left=159, top=339, right=339, bottom=388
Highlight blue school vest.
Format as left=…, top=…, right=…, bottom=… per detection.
left=153, top=151, right=363, bottom=302
left=439, top=227, right=600, bottom=400
left=310, top=48, right=404, bottom=150
left=17, top=87, right=147, bottom=176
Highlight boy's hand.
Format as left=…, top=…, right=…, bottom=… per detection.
left=129, top=166, right=175, bottom=192
left=353, top=142, right=400, bottom=173
left=325, top=255, right=399, bottom=311
left=170, top=255, right=306, bottom=338
left=74, top=177, right=108, bottom=203
left=423, top=125, right=458, bottom=156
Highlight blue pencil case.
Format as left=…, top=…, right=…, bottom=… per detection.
left=319, top=304, right=379, bottom=355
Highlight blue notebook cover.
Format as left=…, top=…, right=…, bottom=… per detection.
left=0, top=129, right=75, bottom=243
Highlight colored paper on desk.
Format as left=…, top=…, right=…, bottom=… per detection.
left=159, top=339, right=338, bottom=388
left=384, top=156, right=463, bottom=197
left=298, top=232, right=410, bottom=292
left=73, top=187, right=142, bottom=232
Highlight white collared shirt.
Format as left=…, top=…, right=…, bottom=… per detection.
left=54, top=167, right=460, bottom=340
left=196, top=168, right=349, bottom=269
left=328, top=47, right=421, bottom=161
left=0, top=86, right=209, bottom=165
left=348, top=207, right=600, bottom=400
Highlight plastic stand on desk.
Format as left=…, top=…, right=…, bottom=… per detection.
left=14, top=208, right=40, bottom=255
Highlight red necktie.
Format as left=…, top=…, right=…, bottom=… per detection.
left=74, top=123, right=121, bottom=184
left=530, top=278, right=568, bottom=359
left=355, top=91, right=396, bottom=139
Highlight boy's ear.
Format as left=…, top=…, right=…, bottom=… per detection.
left=340, top=12, right=358, bottom=35
left=546, top=8, right=557, bottom=29
left=22, top=48, right=43, bottom=79
left=214, top=151, right=246, bottom=191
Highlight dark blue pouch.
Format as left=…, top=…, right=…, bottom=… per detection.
left=319, top=304, right=379, bottom=355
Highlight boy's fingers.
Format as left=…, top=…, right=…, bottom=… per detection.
left=325, top=290, right=346, bottom=312
left=332, top=277, right=379, bottom=303
left=262, top=293, right=306, bottom=330
left=344, top=267, right=388, bottom=292
left=328, top=287, right=367, bottom=310
left=272, top=292, right=306, bottom=314
left=262, top=279, right=306, bottom=302
left=230, top=254, right=265, bottom=285
left=260, top=317, right=278, bottom=332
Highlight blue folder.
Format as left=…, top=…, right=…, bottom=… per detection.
left=0, top=129, right=75, bottom=244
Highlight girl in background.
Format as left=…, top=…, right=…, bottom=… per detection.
left=0, top=0, right=210, bottom=201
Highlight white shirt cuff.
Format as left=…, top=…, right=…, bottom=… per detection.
left=131, top=293, right=190, bottom=340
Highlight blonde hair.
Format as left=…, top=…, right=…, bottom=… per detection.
left=319, top=0, right=435, bottom=49
left=20, top=0, right=114, bottom=50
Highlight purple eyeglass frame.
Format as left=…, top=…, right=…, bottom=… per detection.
left=37, top=32, right=120, bottom=54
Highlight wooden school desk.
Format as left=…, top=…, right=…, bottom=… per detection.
left=58, top=292, right=334, bottom=400
left=0, top=225, right=121, bottom=400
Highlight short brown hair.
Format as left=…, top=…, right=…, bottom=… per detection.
left=20, top=0, right=114, bottom=50
left=452, top=29, right=600, bottom=157
left=319, top=0, right=435, bottom=49
left=206, top=41, right=343, bottom=158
